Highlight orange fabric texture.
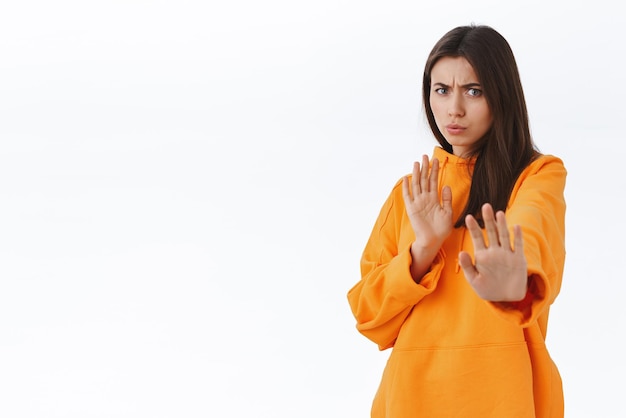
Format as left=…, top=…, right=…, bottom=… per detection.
left=348, top=146, right=567, bottom=418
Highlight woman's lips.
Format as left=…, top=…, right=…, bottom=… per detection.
left=445, top=124, right=466, bottom=135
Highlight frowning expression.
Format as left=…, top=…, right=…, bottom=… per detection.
left=429, top=57, right=493, bottom=157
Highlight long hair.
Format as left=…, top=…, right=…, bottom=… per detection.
left=422, top=25, right=538, bottom=227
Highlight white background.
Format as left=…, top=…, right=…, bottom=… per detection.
left=1, top=1, right=624, bottom=417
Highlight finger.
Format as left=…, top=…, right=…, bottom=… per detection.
left=402, top=176, right=412, bottom=203
left=495, top=210, right=511, bottom=250
left=420, top=155, right=429, bottom=192
left=458, top=251, right=477, bottom=282
left=429, top=158, right=439, bottom=194
left=412, top=161, right=421, bottom=195
left=465, top=214, right=486, bottom=251
left=481, top=203, right=500, bottom=247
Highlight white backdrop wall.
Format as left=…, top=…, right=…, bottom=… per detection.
left=0, top=1, right=624, bottom=417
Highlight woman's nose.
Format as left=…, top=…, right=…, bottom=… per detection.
left=448, top=95, right=465, bottom=117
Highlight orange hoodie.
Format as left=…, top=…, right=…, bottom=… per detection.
left=348, top=146, right=566, bottom=418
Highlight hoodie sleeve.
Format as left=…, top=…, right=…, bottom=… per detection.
left=347, top=180, right=446, bottom=350
left=488, top=155, right=567, bottom=327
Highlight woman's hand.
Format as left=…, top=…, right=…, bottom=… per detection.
left=458, top=203, right=528, bottom=302
left=402, top=155, right=453, bottom=253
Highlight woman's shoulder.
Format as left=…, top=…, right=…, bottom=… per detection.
left=512, top=153, right=567, bottom=194
left=526, top=152, right=567, bottom=175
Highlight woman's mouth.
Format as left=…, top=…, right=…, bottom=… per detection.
left=446, top=124, right=466, bottom=135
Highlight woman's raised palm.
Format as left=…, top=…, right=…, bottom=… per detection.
left=402, top=155, right=453, bottom=250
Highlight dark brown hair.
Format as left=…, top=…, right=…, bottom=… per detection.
left=422, top=24, right=538, bottom=227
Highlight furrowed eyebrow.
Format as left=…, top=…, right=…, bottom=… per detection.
left=432, top=82, right=482, bottom=89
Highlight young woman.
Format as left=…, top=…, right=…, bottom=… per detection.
left=347, top=25, right=566, bottom=418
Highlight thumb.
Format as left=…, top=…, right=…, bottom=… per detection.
left=458, top=251, right=477, bottom=281
left=441, top=185, right=452, bottom=211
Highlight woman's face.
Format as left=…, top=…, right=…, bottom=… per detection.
left=429, top=56, right=493, bottom=157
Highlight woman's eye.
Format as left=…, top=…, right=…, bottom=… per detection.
left=468, top=88, right=482, bottom=97
left=435, top=87, right=447, bottom=94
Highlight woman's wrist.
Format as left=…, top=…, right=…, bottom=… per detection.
left=409, top=241, right=440, bottom=283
